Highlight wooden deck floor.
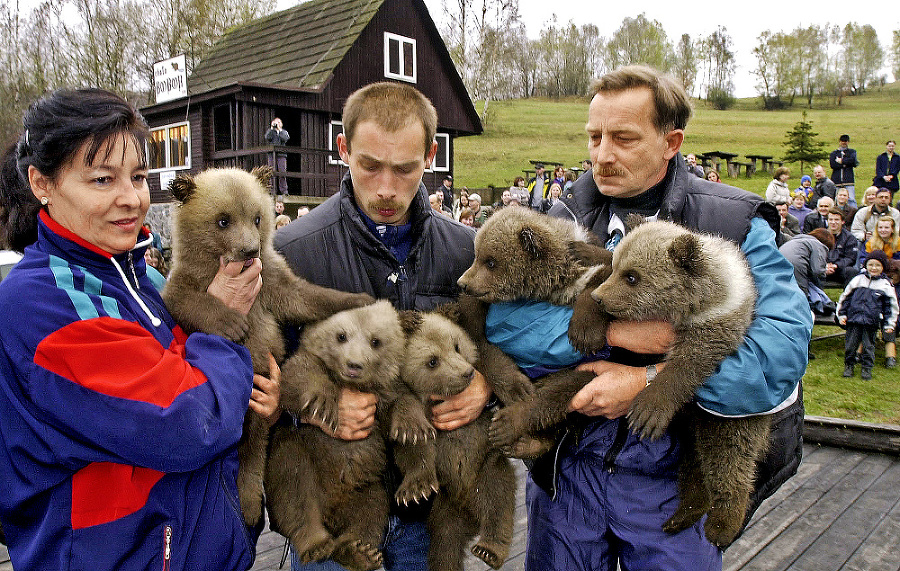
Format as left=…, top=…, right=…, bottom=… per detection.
left=2, top=442, right=898, bottom=570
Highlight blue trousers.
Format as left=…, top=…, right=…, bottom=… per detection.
left=525, top=418, right=722, bottom=571
left=290, top=515, right=429, bottom=571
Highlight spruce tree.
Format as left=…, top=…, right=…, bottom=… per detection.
left=783, top=111, right=829, bottom=175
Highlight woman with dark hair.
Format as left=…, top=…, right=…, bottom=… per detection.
left=0, top=89, right=278, bottom=570
left=765, top=166, right=791, bottom=204
left=874, top=140, right=900, bottom=197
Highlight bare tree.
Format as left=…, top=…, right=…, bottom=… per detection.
left=672, top=34, right=697, bottom=97
left=699, top=26, right=735, bottom=109
left=604, top=13, right=673, bottom=71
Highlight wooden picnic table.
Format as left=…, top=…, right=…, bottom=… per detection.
left=704, top=151, right=740, bottom=177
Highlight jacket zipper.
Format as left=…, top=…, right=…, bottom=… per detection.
left=162, top=525, right=172, bottom=571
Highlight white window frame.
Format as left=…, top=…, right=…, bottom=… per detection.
left=384, top=32, right=417, bottom=83
left=426, top=133, right=450, bottom=173
left=328, top=120, right=346, bottom=166
left=148, top=121, right=191, bottom=172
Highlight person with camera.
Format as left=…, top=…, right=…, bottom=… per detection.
left=265, top=117, right=290, bottom=195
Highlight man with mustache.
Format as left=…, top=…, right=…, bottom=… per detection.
left=510, top=65, right=812, bottom=570
left=274, top=82, right=486, bottom=571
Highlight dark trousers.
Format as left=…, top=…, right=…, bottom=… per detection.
left=267, top=153, right=288, bottom=195
left=845, top=324, right=877, bottom=368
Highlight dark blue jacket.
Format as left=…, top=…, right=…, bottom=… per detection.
left=874, top=152, right=900, bottom=192
left=837, top=272, right=899, bottom=329
left=830, top=147, right=859, bottom=185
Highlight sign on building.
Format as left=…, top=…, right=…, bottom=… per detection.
left=153, top=55, right=187, bottom=104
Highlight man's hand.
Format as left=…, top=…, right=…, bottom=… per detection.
left=305, top=388, right=378, bottom=441
left=249, top=353, right=281, bottom=426
left=838, top=315, right=847, bottom=326
left=207, top=257, right=263, bottom=315
left=430, top=369, right=491, bottom=431
left=825, top=263, right=837, bottom=276
left=569, top=361, right=665, bottom=418
left=605, top=320, right=675, bottom=354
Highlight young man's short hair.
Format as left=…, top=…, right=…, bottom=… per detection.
left=342, top=82, right=438, bottom=158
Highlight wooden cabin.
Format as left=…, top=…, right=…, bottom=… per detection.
left=140, top=0, right=482, bottom=209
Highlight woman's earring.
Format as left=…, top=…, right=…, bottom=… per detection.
left=40, top=196, right=49, bottom=205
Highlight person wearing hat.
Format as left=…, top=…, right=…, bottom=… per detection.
left=439, top=174, right=454, bottom=206
left=830, top=134, right=859, bottom=197
left=527, top=163, right=547, bottom=210
left=794, top=175, right=813, bottom=200
left=837, top=247, right=899, bottom=378
left=467, top=192, right=492, bottom=228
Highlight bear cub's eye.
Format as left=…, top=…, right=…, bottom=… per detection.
left=254, top=215, right=261, bottom=226
left=625, top=272, right=639, bottom=285
left=370, top=337, right=381, bottom=348
left=485, top=258, right=496, bottom=270
left=427, top=356, right=439, bottom=369
left=217, top=215, right=230, bottom=229
left=336, top=332, right=348, bottom=343
left=454, top=343, right=460, bottom=353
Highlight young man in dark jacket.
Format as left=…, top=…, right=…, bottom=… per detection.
left=498, top=65, right=812, bottom=571
left=826, top=209, right=861, bottom=285
left=830, top=134, right=859, bottom=197
left=274, top=82, right=486, bottom=571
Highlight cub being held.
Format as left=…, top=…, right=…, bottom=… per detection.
left=162, top=166, right=372, bottom=525
left=265, top=301, right=429, bottom=571
left=396, top=309, right=517, bottom=571
left=456, top=206, right=612, bottom=459
left=588, top=217, right=770, bottom=548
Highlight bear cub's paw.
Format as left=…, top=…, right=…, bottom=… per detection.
left=394, top=469, right=438, bottom=506
left=331, top=539, right=383, bottom=571
left=489, top=403, right=531, bottom=454
left=297, top=386, right=341, bottom=435
left=471, top=541, right=508, bottom=570
left=204, top=308, right=251, bottom=343
left=390, top=411, right=436, bottom=445
left=567, top=291, right=610, bottom=355
left=627, top=384, right=680, bottom=441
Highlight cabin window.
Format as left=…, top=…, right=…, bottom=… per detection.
left=328, top=121, right=347, bottom=166
left=149, top=121, right=191, bottom=171
left=384, top=32, right=416, bottom=83
left=429, top=133, right=449, bottom=172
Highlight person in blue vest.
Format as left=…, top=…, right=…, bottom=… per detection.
left=487, top=65, right=811, bottom=571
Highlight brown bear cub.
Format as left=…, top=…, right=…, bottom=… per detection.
left=162, top=166, right=372, bottom=526
left=265, top=301, right=431, bottom=571
left=457, top=206, right=613, bottom=459
left=396, top=309, right=517, bottom=571
left=587, top=217, right=770, bottom=547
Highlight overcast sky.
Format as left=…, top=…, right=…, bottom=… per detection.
left=419, top=0, right=899, bottom=97
left=13, top=0, right=899, bottom=97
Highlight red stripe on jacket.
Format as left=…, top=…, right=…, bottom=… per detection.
left=34, top=317, right=208, bottom=408
left=71, top=462, right=164, bottom=529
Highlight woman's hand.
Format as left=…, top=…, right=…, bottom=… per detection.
left=430, top=369, right=491, bottom=431
left=207, top=257, right=262, bottom=315
left=249, top=353, right=281, bottom=426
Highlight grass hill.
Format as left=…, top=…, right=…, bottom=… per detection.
left=455, top=86, right=900, bottom=204
left=453, top=88, right=900, bottom=425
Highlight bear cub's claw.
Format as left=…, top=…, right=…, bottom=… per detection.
left=390, top=413, right=436, bottom=445
left=471, top=542, right=507, bottom=570
left=627, top=385, right=678, bottom=441
left=489, top=404, right=528, bottom=452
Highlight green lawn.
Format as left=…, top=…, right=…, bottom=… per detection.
left=454, top=89, right=900, bottom=425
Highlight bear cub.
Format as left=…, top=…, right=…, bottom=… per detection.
left=397, top=309, right=517, bottom=571
left=163, top=166, right=372, bottom=526
left=265, top=301, right=431, bottom=571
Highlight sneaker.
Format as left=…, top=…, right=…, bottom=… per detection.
left=886, top=357, right=897, bottom=369
left=861, top=368, right=872, bottom=380
left=843, top=365, right=854, bottom=377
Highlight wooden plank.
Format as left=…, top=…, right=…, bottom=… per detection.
left=786, top=456, right=899, bottom=570
left=804, top=416, right=900, bottom=455
left=731, top=453, right=887, bottom=571
left=723, top=446, right=865, bottom=570
left=841, top=484, right=900, bottom=570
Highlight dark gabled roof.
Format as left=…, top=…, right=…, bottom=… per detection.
left=188, top=0, right=384, bottom=94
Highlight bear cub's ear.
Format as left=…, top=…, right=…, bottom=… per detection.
left=518, top=225, right=547, bottom=260
left=668, top=234, right=705, bottom=275
left=624, top=213, right=647, bottom=231
left=251, top=165, right=274, bottom=188
left=169, top=174, right=197, bottom=203
left=399, top=310, right=423, bottom=336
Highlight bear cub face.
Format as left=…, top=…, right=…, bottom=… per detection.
left=302, top=300, right=405, bottom=393
left=401, top=312, right=478, bottom=398
left=170, top=167, right=274, bottom=266
left=458, top=207, right=599, bottom=306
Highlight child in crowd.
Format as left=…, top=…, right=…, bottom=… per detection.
left=795, top=175, right=813, bottom=200
left=837, top=249, right=899, bottom=379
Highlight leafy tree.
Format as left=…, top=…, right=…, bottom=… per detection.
left=840, top=23, right=883, bottom=94
left=672, top=34, right=697, bottom=97
left=782, top=111, right=828, bottom=174
left=699, top=26, right=735, bottom=109
left=604, top=13, right=673, bottom=71
left=893, top=30, right=900, bottom=81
